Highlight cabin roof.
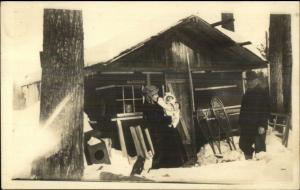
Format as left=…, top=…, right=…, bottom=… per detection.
left=85, top=15, right=267, bottom=73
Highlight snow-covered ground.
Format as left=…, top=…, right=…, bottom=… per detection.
left=145, top=133, right=293, bottom=184
left=82, top=109, right=294, bottom=184
left=11, top=101, right=295, bottom=185
left=12, top=102, right=61, bottom=179
left=83, top=131, right=294, bottom=184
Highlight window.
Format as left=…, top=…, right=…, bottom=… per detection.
left=115, top=85, right=143, bottom=114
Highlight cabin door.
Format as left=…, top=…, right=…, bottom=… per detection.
left=165, top=74, right=195, bottom=161
left=165, top=79, right=192, bottom=143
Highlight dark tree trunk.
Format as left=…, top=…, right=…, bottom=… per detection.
left=281, top=15, right=292, bottom=114
left=31, top=9, right=84, bottom=180
left=269, top=14, right=292, bottom=113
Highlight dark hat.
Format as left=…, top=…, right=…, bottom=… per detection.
left=142, top=85, right=159, bottom=97
left=245, top=71, right=258, bottom=81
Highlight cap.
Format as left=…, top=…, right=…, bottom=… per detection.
left=142, top=85, right=159, bottom=97
left=163, top=92, right=176, bottom=102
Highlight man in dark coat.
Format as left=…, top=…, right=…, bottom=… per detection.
left=239, top=71, right=271, bottom=160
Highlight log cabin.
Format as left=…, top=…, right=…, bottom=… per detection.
left=83, top=15, right=267, bottom=163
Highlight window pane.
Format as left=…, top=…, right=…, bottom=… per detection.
left=124, top=86, right=133, bottom=99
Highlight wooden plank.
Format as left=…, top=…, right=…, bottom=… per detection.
left=116, top=119, right=128, bottom=158
left=132, top=86, right=136, bottom=112
left=199, top=105, right=241, bottom=113
left=95, top=85, right=116, bottom=91
left=282, top=118, right=290, bottom=147
left=180, top=118, right=191, bottom=144
left=166, top=79, right=186, bottom=83
left=228, top=113, right=240, bottom=116
left=237, top=41, right=252, bottom=46
left=116, top=98, right=143, bottom=101
left=195, top=85, right=237, bottom=91
left=226, top=108, right=241, bottom=114
left=144, top=128, right=155, bottom=156
left=135, top=126, right=149, bottom=159
left=186, top=52, right=195, bottom=112
left=167, top=83, right=174, bottom=93
left=122, top=86, right=125, bottom=113
left=111, top=115, right=143, bottom=122
left=116, top=112, right=143, bottom=118
left=270, top=112, right=289, bottom=117
left=268, top=122, right=287, bottom=128
left=162, top=85, right=165, bottom=96
left=101, top=71, right=134, bottom=74
left=225, top=105, right=241, bottom=109
left=273, top=116, right=278, bottom=131
left=211, top=70, right=243, bottom=73
left=146, top=73, right=151, bottom=85
left=242, top=72, right=246, bottom=94
left=192, top=70, right=206, bottom=74
left=130, top=126, right=143, bottom=157
left=96, top=85, right=143, bottom=91
left=211, top=18, right=235, bottom=27
left=142, top=71, right=163, bottom=74
left=192, top=70, right=243, bottom=74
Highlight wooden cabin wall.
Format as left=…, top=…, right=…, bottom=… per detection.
left=170, top=41, right=194, bottom=69
left=108, top=37, right=229, bottom=71
left=112, top=41, right=169, bottom=68
left=84, top=76, right=117, bottom=128
left=84, top=73, right=166, bottom=124
left=169, top=40, right=213, bottom=69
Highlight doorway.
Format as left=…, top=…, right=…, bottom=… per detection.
left=165, top=73, right=196, bottom=162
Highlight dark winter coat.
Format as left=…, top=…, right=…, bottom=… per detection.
left=239, top=85, right=271, bottom=136
left=142, top=101, right=187, bottom=169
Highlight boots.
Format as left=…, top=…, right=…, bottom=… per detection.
left=244, top=154, right=253, bottom=160
left=130, top=156, right=145, bottom=176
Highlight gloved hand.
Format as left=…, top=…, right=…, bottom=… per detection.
left=258, top=127, right=265, bottom=135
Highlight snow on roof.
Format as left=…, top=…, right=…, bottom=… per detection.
left=215, top=26, right=266, bottom=61
left=86, top=15, right=266, bottom=71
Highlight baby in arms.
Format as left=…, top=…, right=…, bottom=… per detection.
left=157, top=92, right=180, bottom=128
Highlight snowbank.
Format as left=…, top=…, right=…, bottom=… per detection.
left=12, top=102, right=60, bottom=179
left=82, top=130, right=293, bottom=184
left=144, top=131, right=293, bottom=184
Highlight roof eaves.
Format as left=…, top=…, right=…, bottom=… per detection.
left=93, top=15, right=266, bottom=68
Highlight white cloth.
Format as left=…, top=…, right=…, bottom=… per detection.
left=157, top=93, right=180, bottom=128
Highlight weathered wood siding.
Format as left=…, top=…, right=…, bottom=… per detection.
left=106, top=37, right=215, bottom=70
left=170, top=40, right=213, bottom=69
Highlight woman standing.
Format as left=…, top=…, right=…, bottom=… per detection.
left=141, top=85, right=187, bottom=169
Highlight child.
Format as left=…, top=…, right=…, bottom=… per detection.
left=157, top=92, right=180, bottom=128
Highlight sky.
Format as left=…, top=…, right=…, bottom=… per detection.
left=1, top=1, right=299, bottom=83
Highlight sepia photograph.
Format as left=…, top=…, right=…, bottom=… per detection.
left=1, top=1, right=299, bottom=189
